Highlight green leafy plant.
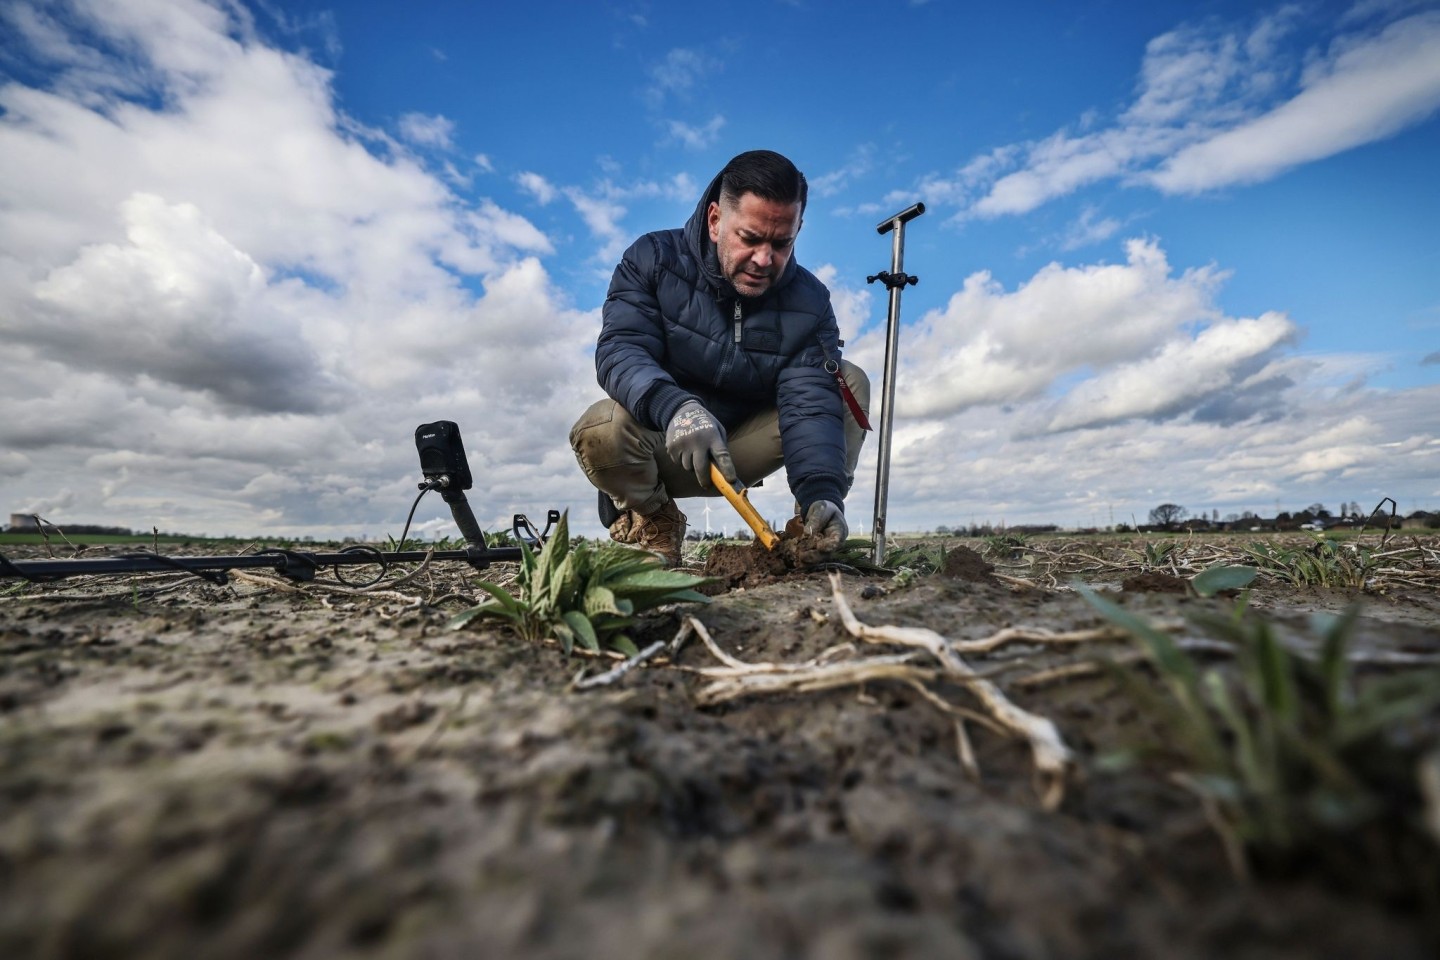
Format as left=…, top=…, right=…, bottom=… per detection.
left=448, top=511, right=711, bottom=655
left=386, top=526, right=512, bottom=552
left=1241, top=537, right=1375, bottom=589
left=686, top=536, right=721, bottom=563
left=981, top=532, right=1028, bottom=561
left=486, top=527, right=518, bottom=548
left=1081, top=585, right=1440, bottom=891
left=799, top=537, right=890, bottom=575
left=884, top=541, right=947, bottom=577
left=1127, top=538, right=1178, bottom=571
left=1190, top=564, right=1258, bottom=597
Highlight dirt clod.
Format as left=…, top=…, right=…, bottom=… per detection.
left=701, top=527, right=841, bottom=591
left=702, top=540, right=793, bottom=591
left=938, top=545, right=998, bottom=584
left=1121, top=571, right=1191, bottom=594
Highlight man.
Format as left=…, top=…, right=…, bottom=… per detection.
left=570, top=150, right=869, bottom=566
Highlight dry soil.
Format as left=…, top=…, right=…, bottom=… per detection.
left=2, top=534, right=1438, bottom=959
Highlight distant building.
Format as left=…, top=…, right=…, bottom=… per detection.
left=1400, top=511, right=1435, bottom=530
left=8, top=513, right=39, bottom=531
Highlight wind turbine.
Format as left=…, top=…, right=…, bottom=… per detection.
left=702, top=502, right=713, bottom=535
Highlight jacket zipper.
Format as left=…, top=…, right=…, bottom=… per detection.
left=733, top=301, right=743, bottom=343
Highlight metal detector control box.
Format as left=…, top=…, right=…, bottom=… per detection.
left=414, top=420, right=474, bottom=499
left=413, top=420, right=561, bottom=556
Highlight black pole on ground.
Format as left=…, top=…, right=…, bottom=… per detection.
left=0, top=544, right=523, bottom=584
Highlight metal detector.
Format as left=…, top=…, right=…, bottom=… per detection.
left=867, top=202, right=925, bottom=567
left=0, top=422, right=557, bottom=584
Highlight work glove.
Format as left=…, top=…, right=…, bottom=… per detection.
left=665, top=401, right=737, bottom=489
left=803, top=500, right=848, bottom=552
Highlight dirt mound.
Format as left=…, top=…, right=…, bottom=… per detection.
left=700, top=540, right=790, bottom=591
left=938, top=545, right=997, bottom=583
left=700, top=525, right=842, bottom=591
left=1121, top=571, right=1190, bottom=594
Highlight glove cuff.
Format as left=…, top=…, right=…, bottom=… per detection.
left=667, top=399, right=705, bottom=428
left=640, top=383, right=700, bottom=432
left=794, top=479, right=846, bottom=517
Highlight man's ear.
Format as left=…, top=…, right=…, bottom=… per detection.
left=707, top=201, right=721, bottom=242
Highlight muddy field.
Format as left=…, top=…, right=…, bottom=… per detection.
left=2, top=533, right=1438, bottom=959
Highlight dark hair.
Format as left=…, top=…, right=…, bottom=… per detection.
left=718, top=150, right=807, bottom=212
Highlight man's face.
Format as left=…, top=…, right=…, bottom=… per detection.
left=707, top=192, right=802, bottom=297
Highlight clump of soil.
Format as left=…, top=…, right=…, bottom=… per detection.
left=700, top=521, right=841, bottom=592
left=1122, top=571, right=1191, bottom=594
left=938, top=545, right=997, bottom=584
left=700, top=539, right=791, bottom=591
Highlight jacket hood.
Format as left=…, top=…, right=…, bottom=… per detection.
left=683, top=168, right=798, bottom=302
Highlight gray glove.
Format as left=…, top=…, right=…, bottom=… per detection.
left=665, top=401, right=737, bottom=488
left=803, top=500, right=848, bottom=551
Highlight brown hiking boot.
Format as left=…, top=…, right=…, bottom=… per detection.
left=608, top=510, right=639, bottom=544
left=628, top=500, right=687, bottom=567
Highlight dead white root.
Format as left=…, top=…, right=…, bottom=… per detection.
left=826, top=571, right=1074, bottom=810
left=992, top=572, right=1048, bottom=591
left=950, top=623, right=1124, bottom=654
left=231, top=569, right=305, bottom=594
left=572, top=619, right=695, bottom=691
left=954, top=718, right=979, bottom=781
left=230, top=568, right=423, bottom=604
left=689, top=609, right=1006, bottom=721
left=683, top=578, right=1075, bottom=808
left=685, top=615, right=1002, bottom=783
left=695, top=655, right=942, bottom=703
left=689, top=615, right=906, bottom=679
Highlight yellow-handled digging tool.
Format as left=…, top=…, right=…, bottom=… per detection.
left=709, top=463, right=779, bottom=550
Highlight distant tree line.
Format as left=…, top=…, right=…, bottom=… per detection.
left=916, top=501, right=1438, bottom=537
left=1146, top=501, right=1437, bottom=530
left=935, top=523, right=1059, bottom=537
left=2, top=522, right=139, bottom=536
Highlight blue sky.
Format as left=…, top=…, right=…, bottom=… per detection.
left=1, top=0, right=1438, bottom=540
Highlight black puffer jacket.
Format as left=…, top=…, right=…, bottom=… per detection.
left=595, top=170, right=848, bottom=512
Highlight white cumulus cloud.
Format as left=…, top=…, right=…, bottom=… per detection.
left=0, top=0, right=598, bottom=539
left=1151, top=12, right=1440, bottom=192
left=939, top=7, right=1440, bottom=218
left=868, top=239, right=1227, bottom=419
left=397, top=111, right=456, bottom=149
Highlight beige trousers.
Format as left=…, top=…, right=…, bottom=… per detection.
left=570, top=361, right=870, bottom=516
